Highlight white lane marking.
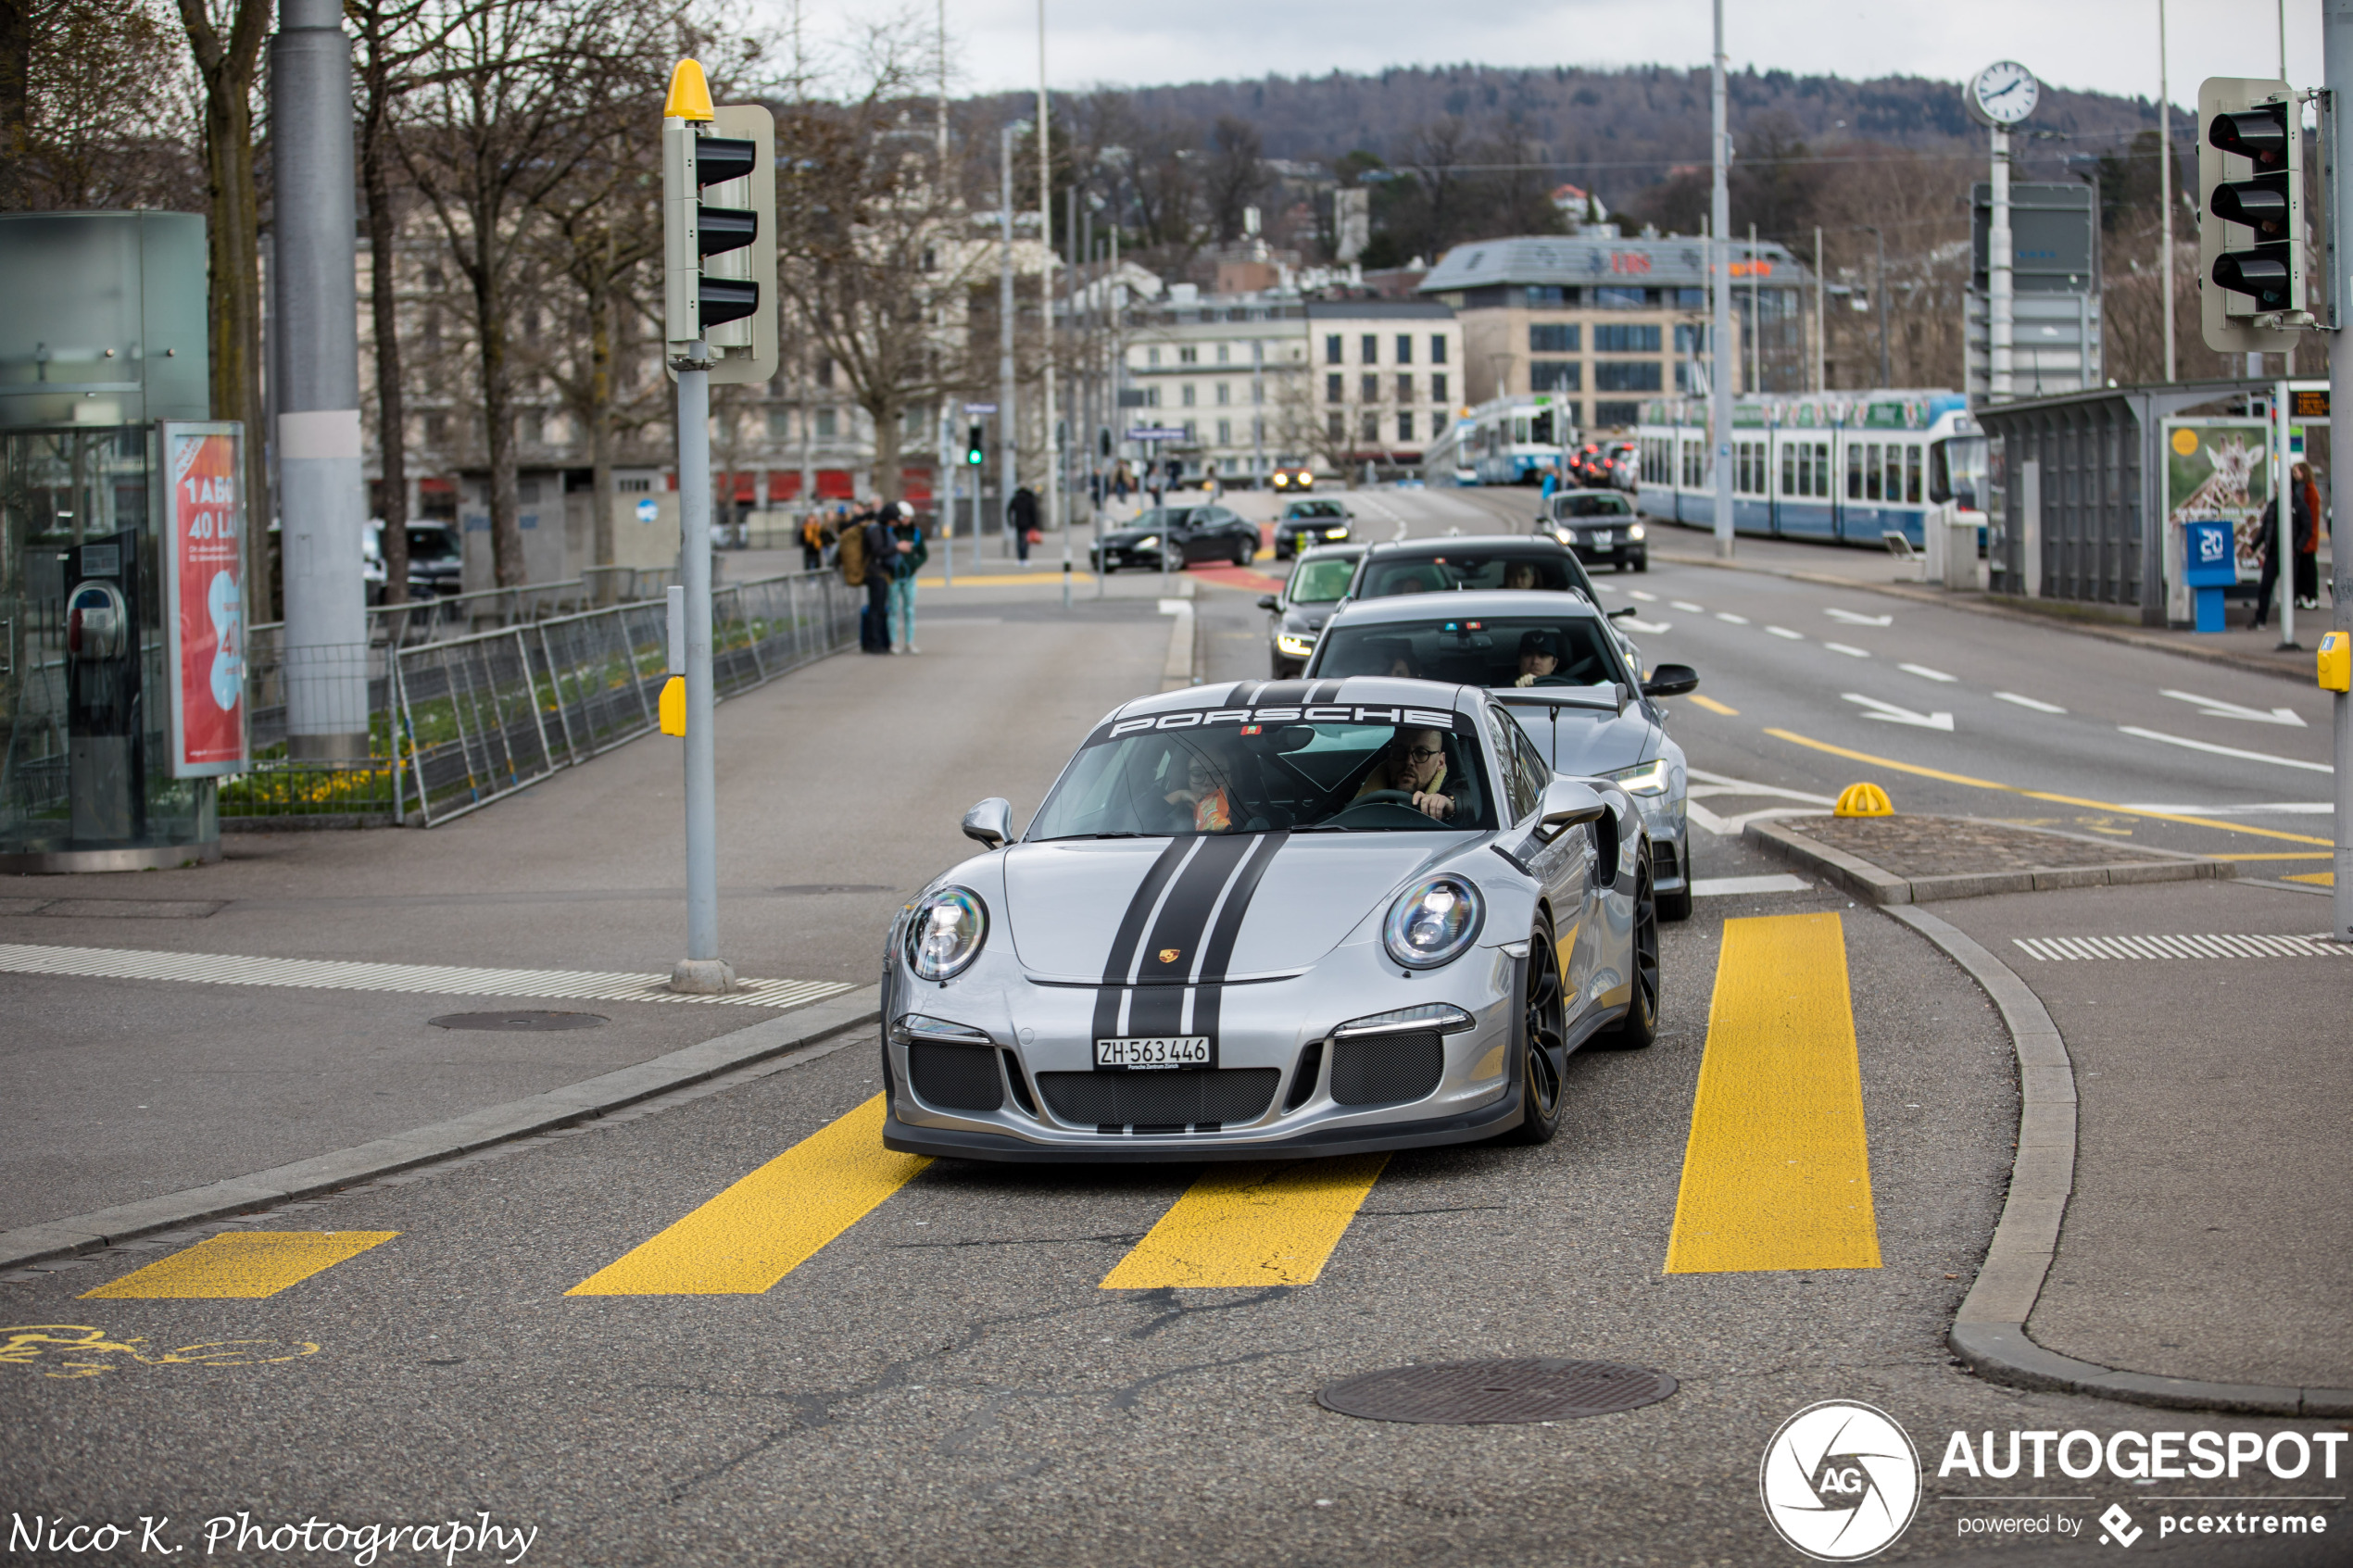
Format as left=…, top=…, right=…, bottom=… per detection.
left=1685, top=801, right=1831, bottom=836
left=2014, top=933, right=2351, bottom=962
left=1843, top=693, right=1954, bottom=731
left=1825, top=608, right=1894, bottom=626
left=1823, top=642, right=1872, bottom=659
left=1994, top=691, right=2068, bottom=713
left=1766, top=625, right=1805, bottom=640
left=2118, top=726, right=2334, bottom=773
left=1686, top=767, right=1838, bottom=806
left=1671, top=600, right=1705, bottom=613
left=1693, top=873, right=1814, bottom=897
left=1715, top=611, right=1750, bottom=624
left=2160, top=689, right=2308, bottom=727
left=0, top=944, right=853, bottom=1008
left=1899, top=663, right=1957, bottom=683
left=1627, top=589, right=1658, bottom=602
left=2120, top=801, right=2334, bottom=816
left=1622, top=618, right=1673, bottom=634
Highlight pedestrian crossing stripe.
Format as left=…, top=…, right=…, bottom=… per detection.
left=1098, top=1156, right=1389, bottom=1290
left=1664, top=911, right=1881, bottom=1274
left=567, top=1096, right=928, bottom=1295
left=82, top=1232, right=399, bottom=1299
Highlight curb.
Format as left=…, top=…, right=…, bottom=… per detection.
left=0, top=985, right=883, bottom=1273
left=1883, top=905, right=2353, bottom=1417
left=1651, top=546, right=2317, bottom=685
left=1743, top=817, right=2233, bottom=906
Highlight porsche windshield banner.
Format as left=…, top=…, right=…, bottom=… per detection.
left=1085, top=680, right=1476, bottom=747
left=162, top=422, right=249, bottom=777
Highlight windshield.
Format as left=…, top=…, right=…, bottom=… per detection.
left=1028, top=719, right=1495, bottom=839
left=408, top=528, right=459, bottom=563
left=1358, top=552, right=1582, bottom=599
left=1286, top=501, right=1345, bottom=520
left=1554, top=494, right=1631, bottom=519
left=1316, top=614, right=1629, bottom=690
left=1289, top=557, right=1357, bottom=603
left=1128, top=508, right=1191, bottom=533
left=1931, top=436, right=1990, bottom=511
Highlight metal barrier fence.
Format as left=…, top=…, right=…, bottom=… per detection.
left=218, top=571, right=855, bottom=827
left=393, top=570, right=859, bottom=824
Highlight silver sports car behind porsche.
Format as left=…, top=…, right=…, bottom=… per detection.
left=879, top=677, right=1661, bottom=1162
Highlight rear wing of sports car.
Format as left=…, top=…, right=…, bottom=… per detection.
left=1490, top=684, right=1628, bottom=717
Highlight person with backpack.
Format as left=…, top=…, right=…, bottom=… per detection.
left=1007, top=485, right=1038, bottom=565
left=853, top=502, right=893, bottom=653
left=880, top=501, right=929, bottom=654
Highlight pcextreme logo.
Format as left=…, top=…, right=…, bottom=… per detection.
left=1760, top=1400, right=1923, bottom=1562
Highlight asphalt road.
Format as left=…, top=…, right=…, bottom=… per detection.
left=5, top=504, right=2347, bottom=1565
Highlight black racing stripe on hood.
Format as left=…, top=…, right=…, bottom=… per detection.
left=1226, top=680, right=1264, bottom=709
left=1308, top=679, right=1346, bottom=705
left=1126, top=833, right=1256, bottom=1037
left=1189, top=830, right=1289, bottom=1041
left=1255, top=680, right=1312, bottom=707
left=1090, top=836, right=1196, bottom=1043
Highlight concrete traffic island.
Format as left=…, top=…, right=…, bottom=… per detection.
left=1746, top=813, right=2234, bottom=905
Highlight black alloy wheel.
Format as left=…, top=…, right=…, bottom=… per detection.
left=1508, top=921, right=1569, bottom=1144
left=1596, top=863, right=1659, bottom=1049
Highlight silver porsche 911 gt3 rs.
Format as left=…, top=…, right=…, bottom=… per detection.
left=878, top=676, right=1662, bottom=1162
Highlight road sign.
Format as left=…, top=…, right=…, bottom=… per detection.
left=635, top=497, right=659, bottom=524
left=1127, top=426, right=1187, bottom=441
left=963, top=402, right=998, bottom=414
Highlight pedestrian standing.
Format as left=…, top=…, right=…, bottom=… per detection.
left=1541, top=464, right=1560, bottom=502
left=799, top=508, right=827, bottom=571
left=883, top=501, right=928, bottom=653
left=2253, top=492, right=2283, bottom=631
left=2293, top=460, right=2322, bottom=609
left=1007, top=484, right=1038, bottom=565
left=857, top=502, right=894, bottom=652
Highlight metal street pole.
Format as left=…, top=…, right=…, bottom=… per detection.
left=2274, top=376, right=2291, bottom=648
left=2327, top=0, right=2353, bottom=939
left=1038, top=0, right=1063, bottom=608
left=939, top=407, right=954, bottom=588
left=1813, top=225, right=1825, bottom=393
left=1000, top=125, right=1017, bottom=563
left=1990, top=125, right=2014, bottom=401
left=1101, top=223, right=1118, bottom=599
left=1710, top=0, right=1733, bottom=558
left=2159, top=0, right=2176, bottom=383
left=1861, top=226, right=1891, bottom=388
left=271, top=0, right=370, bottom=759
left=1063, top=181, right=1078, bottom=610
left=1748, top=222, right=1761, bottom=394
left=673, top=338, right=726, bottom=990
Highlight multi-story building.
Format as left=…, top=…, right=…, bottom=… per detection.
left=1115, top=286, right=1463, bottom=483
left=1416, top=231, right=1812, bottom=433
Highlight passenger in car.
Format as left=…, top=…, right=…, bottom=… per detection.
left=1162, top=751, right=1236, bottom=833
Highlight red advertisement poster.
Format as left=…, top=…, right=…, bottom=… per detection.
left=166, top=427, right=248, bottom=775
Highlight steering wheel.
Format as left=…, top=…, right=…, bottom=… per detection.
left=1353, top=788, right=1417, bottom=806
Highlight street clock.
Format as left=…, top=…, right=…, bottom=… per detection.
left=1967, top=60, right=2040, bottom=127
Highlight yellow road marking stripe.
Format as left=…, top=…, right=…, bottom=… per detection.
left=1666, top=912, right=1881, bottom=1274
left=82, top=1232, right=398, bottom=1299
left=1100, top=1155, right=1388, bottom=1289
left=2214, top=852, right=2334, bottom=860
left=1765, top=728, right=2334, bottom=847
left=1686, top=694, right=1741, bottom=716
left=567, top=1096, right=927, bottom=1296
left=2286, top=871, right=2335, bottom=886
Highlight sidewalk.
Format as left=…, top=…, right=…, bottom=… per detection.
left=1653, top=528, right=2337, bottom=684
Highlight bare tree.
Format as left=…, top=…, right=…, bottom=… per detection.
left=3, top=0, right=196, bottom=211
left=1202, top=114, right=1264, bottom=243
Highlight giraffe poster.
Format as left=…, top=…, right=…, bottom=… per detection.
left=2162, top=420, right=2271, bottom=583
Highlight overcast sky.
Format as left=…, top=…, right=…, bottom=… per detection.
left=770, top=0, right=2320, bottom=108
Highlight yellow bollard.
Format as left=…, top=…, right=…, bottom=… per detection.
left=1832, top=782, right=1894, bottom=818
left=659, top=675, right=686, bottom=736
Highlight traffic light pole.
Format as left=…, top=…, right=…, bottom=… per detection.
left=2328, top=0, right=2353, bottom=938
left=1708, top=0, right=1734, bottom=559
left=673, top=342, right=729, bottom=991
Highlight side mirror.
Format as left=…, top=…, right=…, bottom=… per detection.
left=1641, top=663, right=1699, bottom=698
left=961, top=797, right=1013, bottom=850
left=1606, top=605, right=1639, bottom=621
left=1256, top=594, right=1280, bottom=612
left=1533, top=777, right=1607, bottom=843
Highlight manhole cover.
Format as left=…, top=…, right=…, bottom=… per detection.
left=1317, top=1358, right=1675, bottom=1424
left=428, top=1011, right=608, bottom=1031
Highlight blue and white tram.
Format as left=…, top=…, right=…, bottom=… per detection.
left=1632, top=393, right=1988, bottom=548
left=1452, top=394, right=1579, bottom=486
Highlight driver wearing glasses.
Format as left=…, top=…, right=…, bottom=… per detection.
left=1352, top=728, right=1457, bottom=822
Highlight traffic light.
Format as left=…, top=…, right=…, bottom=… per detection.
left=965, top=425, right=986, bottom=465
left=2197, top=77, right=2304, bottom=353
left=662, top=60, right=777, bottom=384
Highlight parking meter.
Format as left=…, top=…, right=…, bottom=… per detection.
left=64, top=529, right=145, bottom=842
left=2179, top=518, right=2236, bottom=634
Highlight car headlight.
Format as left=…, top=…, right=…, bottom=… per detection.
left=1135, top=534, right=1160, bottom=551
left=1332, top=1002, right=1476, bottom=1036
left=1323, top=526, right=1348, bottom=538
left=1382, top=876, right=1484, bottom=970
left=906, top=886, right=987, bottom=980
left=1628, top=523, right=1646, bottom=540
left=1276, top=632, right=1317, bottom=657
left=1609, top=759, right=1672, bottom=797
left=1272, top=474, right=1289, bottom=487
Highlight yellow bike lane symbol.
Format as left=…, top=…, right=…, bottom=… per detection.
left=1, top=1324, right=321, bottom=1380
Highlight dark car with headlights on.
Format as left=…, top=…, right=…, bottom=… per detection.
left=1091, top=505, right=1261, bottom=572
left=880, top=677, right=1660, bottom=1161
left=1258, top=543, right=1365, bottom=677
left=1274, top=498, right=1354, bottom=560
left=1303, top=591, right=1697, bottom=921
left=1537, top=489, right=1647, bottom=572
